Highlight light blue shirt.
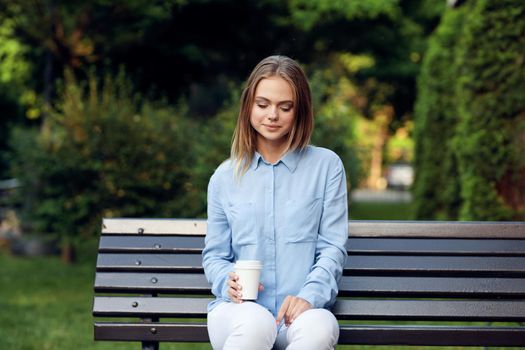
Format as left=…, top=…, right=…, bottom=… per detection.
left=202, top=145, right=348, bottom=317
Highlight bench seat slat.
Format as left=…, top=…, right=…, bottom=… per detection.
left=348, top=221, right=525, bottom=238
left=93, top=296, right=210, bottom=317
left=99, top=235, right=525, bottom=256
left=332, top=299, right=525, bottom=321
left=338, top=325, right=525, bottom=346
left=94, top=322, right=525, bottom=346
left=95, top=272, right=525, bottom=298
left=95, top=272, right=211, bottom=293
left=94, top=322, right=208, bottom=342
left=349, top=256, right=525, bottom=276
left=99, top=235, right=204, bottom=253
left=348, top=238, right=525, bottom=256
left=97, top=253, right=203, bottom=272
left=94, top=297, right=525, bottom=321
left=339, top=276, right=525, bottom=297
left=97, top=253, right=525, bottom=276
left=103, top=218, right=207, bottom=235
left=102, top=219, right=525, bottom=238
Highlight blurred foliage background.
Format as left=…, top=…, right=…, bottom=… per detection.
left=1, top=0, right=524, bottom=256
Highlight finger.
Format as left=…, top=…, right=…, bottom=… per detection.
left=288, top=300, right=304, bottom=323
left=276, top=297, right=291, bottom=325
left=227, top=279, right=239, bottom=292
left=258, top=283, right=264, bottom=292
left=228, top=287, right=242, bottom=303
left=227, top=289, right=234, bottom=301
left=230, top=273, right=242, bottom=292
left=284, top=297, right=297, bottom=326
left=226, top=276, right=242, bottom=303
left=289, top=298, right=311, bottom=324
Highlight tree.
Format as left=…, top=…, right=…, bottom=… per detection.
left=287, top=0, right=445, bottom=188
left=413, top=6, right=465, bottom=219
left=454, top=0, right=525, bottom=220
left=413, top=0, right=525, bottom=220
left=9, top=69, right=197, bottom=261
left=0, top=14, right=33, bottom=178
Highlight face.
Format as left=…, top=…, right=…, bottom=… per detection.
left=250, top=76, right=295, bottom=150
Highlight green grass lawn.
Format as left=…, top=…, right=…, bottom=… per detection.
left=0, top=242, right=212, bottom=350
left=0, top=201, right=520, bottom=349
left=350, top=201, right=414, bottom=220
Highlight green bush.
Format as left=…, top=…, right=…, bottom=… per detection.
left=413, top=0, right=525, bottom=220
left=453, top=0, right=525, bottom=220
left=9, top=69, right=200, bottom=243
left=413, top=6, right=466, bottom=220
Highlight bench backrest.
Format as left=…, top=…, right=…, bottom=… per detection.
left=93, top=219, right=525, bottom=346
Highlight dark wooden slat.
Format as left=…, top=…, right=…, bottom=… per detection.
left=94, top=322, right=209, bottom=342
left=347, top=238, right=525, bottom=256
left=93, top=297, right=210, bottom=318
left=95, top=272, right=525, bottom=298
left=94, top=272, right=210, bottom=293
left=337, top=276, right=525, bottom=298
left=346, top=256, right=525, bottom=277
left=332, top=299, right=525, bottom=321
left=93, top=297, right=525, bottom=322
left=348, top=221, right=525, bottom=238
left=338, top=326, right=525, bottom=346
left=97, top=253, right=525, bottom=276
left=96, top=253, right=203, bottom=272
left=99, top=235, right=204, bottom=253
left=94, top=323, right=525, bottom=346
left=99, top=235, right=525, bottom=256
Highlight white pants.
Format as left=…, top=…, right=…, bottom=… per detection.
left=207, top=301, right=339, bottom=350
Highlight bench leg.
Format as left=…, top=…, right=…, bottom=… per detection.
left=142, top=341, right=159, bottom=350
left=141, top=296, right=159, bottom=350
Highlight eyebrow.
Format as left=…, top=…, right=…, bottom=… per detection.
left=254, top=97, right=294, bottom=105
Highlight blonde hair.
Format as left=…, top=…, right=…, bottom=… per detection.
left=231, top=55, right=313, bottom=177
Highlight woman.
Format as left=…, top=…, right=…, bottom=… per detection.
left=202, top=55, right=348, bottom=350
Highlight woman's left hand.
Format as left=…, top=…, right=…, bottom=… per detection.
left=275, top=296, right=312, bottom=327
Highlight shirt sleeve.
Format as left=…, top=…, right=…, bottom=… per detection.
left=202, top=171, right=235, bottom=300
left=297, top=156, right=348, bottom=308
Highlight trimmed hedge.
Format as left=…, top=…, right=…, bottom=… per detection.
left=454, top=0, right=525, bottom=220
left=414, top=0, right=525, bottom=220
left=413, top=6, right=466, bottom=220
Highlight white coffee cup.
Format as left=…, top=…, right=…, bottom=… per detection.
left=234, top=260, right=262, bottom=300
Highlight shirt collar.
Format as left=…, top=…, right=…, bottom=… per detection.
left=251, top=152, right=263, bottom=170
left=251, top=148, right=302, bottom=173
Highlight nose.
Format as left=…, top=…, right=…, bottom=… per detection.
left=267, top=107, right=278, bottom=121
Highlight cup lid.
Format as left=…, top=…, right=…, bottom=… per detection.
left=234, top=260, right=262, bottom=268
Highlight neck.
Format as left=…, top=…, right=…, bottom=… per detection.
left=256, top=137, right=288, bottom=164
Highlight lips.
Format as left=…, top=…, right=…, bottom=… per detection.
left=263, top=124, right=281, bottom=131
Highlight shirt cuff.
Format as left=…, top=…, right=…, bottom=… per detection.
left=297, top=289, right=320, bottom=309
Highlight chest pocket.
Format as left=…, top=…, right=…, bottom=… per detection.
left=228, top=202, right=257, bottom=246
left=285, top=198, right=322, bottom=243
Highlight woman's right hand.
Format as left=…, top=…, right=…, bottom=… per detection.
left=227, top=272, right=263, bottom=303
left=227, top=272, right=243, bottom=303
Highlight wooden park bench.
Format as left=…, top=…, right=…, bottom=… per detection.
left=93, top=219, right=525, bottom=349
